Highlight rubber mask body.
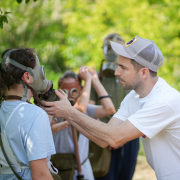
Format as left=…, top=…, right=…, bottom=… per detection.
left=28, top=56, right=52, bottom=95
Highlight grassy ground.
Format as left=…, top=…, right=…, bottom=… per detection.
left=133, top=155, right=156, bottom=180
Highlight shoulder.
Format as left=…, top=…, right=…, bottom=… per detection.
left=24, top=103, right=47, bottom=114
left=142, top=78, right=180, bottom=114
left=153, top=78, right=180, bottom=102
left=19, top=103, right=49, bottom=123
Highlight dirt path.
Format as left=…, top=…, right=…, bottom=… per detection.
left=132, top=155, right=156, bottom=180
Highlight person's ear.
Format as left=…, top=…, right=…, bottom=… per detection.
left=21, top=72, right=32, bottom=84
left=140, top=68, right=149, bottom=79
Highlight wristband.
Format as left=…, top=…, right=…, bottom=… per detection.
left=99, top=95, right=112, bottom=100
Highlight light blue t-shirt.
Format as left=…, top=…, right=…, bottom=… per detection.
left=0, top=100, right=56, bottom=180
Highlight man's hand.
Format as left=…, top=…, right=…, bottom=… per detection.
left=42, top=89, right=72, bottom=118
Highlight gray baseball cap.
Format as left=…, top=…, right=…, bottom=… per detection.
left=110, top=36, right=163, bottom=72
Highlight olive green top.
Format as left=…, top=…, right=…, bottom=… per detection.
left=90, top=75, right=130, bottom=123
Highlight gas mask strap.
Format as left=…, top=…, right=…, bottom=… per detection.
left=25, top=84, right=44, bottom=107
left=1, top=50, right=15, bottom=73
left=4, top=57, right=34, bottom=78
left=2, top=50, right=34, bottom=78
left=21, top=84, right=28, bottom=102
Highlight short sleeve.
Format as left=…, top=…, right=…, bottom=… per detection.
left=86, top=104, right=99, bottom=118
left=113, top=100, right=130, bottom=121
left=25, top=110, right=55, bottom=161
left=113, top=92, right=135, bottom=121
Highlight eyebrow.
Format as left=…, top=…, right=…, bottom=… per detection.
left=117, top=63, right=127, bottom=68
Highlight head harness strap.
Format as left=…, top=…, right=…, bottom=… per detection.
left=1, top=50, right=34, bottom=78
left=1, top=49, right=34, bottom=102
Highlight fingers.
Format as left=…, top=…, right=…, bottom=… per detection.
left=44, top=106, right=56, bottom=116
left=61, top=121, right=70, bottom=126
left=108, top=145, right=112, bottom=151
left=92, top=66, right=96, bottom=72
left=78, top=66, right=92, bottom=79
left=41, top=90, right=66, bottom=107
left=58, top=89, right=68, bottom=98
left=41, top=100, right=55, bottom=107
left=54, top=89, right=66, bottom=99
left=51, top=118, right=57, bottom=126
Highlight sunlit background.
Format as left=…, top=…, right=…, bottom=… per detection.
left=1, top=0, right=180, bottom=91
left=1, top=0, right=179, bottom=179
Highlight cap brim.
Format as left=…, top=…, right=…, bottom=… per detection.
left=110, top=41, right=132, bottom=59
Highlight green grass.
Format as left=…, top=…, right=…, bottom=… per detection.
left=138, top=139, right=145, bottom=156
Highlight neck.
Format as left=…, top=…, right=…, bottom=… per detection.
left=5, top=83, right=32, bottom=101
left=135, top=76, right=158, bottom=98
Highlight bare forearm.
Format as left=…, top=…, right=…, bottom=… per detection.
left=74, top=79, right=92, bottom=113
left=32, top=174, right=53, bottom=180
left=92, top=79, right=115, bottom=115
left=30, top=159, right=53, bottom=180
left=69, top=119, right=108, bottom=148
left=67, top=107, right=118, bottom=147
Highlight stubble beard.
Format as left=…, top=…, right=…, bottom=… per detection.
left=120, top=75, right=142, bottom=91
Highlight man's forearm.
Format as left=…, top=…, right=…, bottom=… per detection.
left=69, top=118, right=108, bottom=148
left=67, top=107, right=118, bottom=147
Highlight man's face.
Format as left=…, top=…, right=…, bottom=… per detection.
left=60, top=78, right=81, bottom=106
left=114, top=56, right=142, bottom=90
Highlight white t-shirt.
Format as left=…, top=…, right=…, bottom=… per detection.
left=113, top=77, right=180, bottom=180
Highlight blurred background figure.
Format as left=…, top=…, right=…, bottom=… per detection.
left=89, top=33, right=139, bottom=180
left=50, top=66, right=115, bottom=180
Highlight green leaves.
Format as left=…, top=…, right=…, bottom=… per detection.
left=0, top=0, right=38, bottom=29
left=25, top=0, right=30, bottom=3
left=16, top=0, right=23, bottom=3
left=0, top=9, right=11, bottom=29
left=16, top=0, right=38, bottom=4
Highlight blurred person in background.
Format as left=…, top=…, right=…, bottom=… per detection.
left=50, top=66, right=115, bottom=180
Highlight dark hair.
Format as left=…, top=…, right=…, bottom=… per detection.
left=130, top=59, right=157, bottom=77
left=0, top=48, right=36, bottom=98
left=103, top=33, right=125, bottom=44
left=58, top=70, right=82, bottom=88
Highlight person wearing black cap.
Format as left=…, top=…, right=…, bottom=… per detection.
left=43, top=36, right=180, bottom=180
left=89, top=33, right=139, bottom=180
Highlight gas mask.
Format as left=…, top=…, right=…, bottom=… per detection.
left=102, top=41, right=118, bottom=78
left=59, top=78, right=81, bottom=106
left=1, top=49, right=59, bottom=104
left=101, top=35, right=124, bottom=78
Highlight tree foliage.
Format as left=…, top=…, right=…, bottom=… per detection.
left=0, top=0, right=37, bottom=29
left=0, top=9, right=11, bottom=29
left=0, top=0, right=180, bottom=90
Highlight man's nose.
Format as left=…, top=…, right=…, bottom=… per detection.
left=114, top=67, right=121, bottom=76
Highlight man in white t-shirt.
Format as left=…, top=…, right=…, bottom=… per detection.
left=43, top=36, right=180, bottom=180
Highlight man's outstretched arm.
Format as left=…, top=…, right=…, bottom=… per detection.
left=42, top=90, right=143, bottom=148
